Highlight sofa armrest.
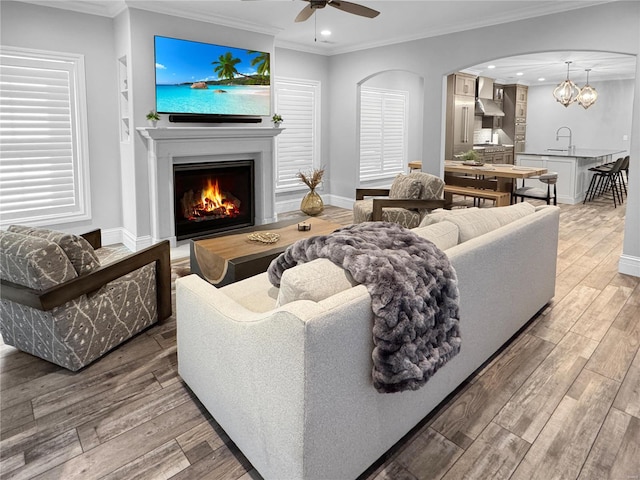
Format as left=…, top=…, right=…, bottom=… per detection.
left=355, top=188, right=390, bottom=200
left=0, top=240, right=172, bottom=319
left=371, top=198, right=445, bottom=221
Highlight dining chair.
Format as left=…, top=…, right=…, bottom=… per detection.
left=514, top=172, right=558, bottom=205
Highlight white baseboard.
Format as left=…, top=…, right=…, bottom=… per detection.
left=275, top=198, right=302, bottom=214
left=120, top=229, right=153, bottom=252
left=618, top=254, right=640, bottom=278
left=276, top=194, right=354, bottom=214
left=326, top=194, right=354, bottom=210
left=100, top=228, right=124, bottom=247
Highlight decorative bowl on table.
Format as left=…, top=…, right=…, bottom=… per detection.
left=462, top=161, right=484, bottom=166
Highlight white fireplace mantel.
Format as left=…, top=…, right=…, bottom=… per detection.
left=137, top=126, right=283, bottom=246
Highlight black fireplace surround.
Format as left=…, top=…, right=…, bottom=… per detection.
left=173, top=160, right=255, bottom=240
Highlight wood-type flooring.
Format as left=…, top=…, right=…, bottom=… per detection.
left=1, top=199, right=639, bottom=479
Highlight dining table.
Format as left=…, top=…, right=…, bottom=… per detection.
left=443, top=160, right=548, bottom=197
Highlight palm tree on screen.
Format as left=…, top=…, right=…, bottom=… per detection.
left=212, top=52, right=241, bottom=82
left=248, top=51, right=270, bottom=84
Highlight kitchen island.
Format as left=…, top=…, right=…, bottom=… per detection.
left=516, top=148, right=626, bottom=204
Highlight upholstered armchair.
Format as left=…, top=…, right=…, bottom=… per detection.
left=353, top=171, right=446, bottom=228
left=0, top=226, right=171, bottom=371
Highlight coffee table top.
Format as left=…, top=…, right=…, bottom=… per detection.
left=191, top=217, right=343, bottom=285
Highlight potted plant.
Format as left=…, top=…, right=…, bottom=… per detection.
left=271, top=113, right=283, bottom=127
left=458, top=149, right=483, bottom=165
left=146, top=110, right=160, bottom=127
left=297, top=167, right=324, bottom=216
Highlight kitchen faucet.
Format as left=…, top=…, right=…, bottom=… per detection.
left=556, top=126, right=573, bottom=152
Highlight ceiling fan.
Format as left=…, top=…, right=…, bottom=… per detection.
left=295, top=0, right=380, bottom=22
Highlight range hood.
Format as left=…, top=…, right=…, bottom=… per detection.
left=475, top=77, right=505, bottom=117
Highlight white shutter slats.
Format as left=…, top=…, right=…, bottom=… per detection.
left=274, top=79, right=320, bottom=192
left=359, top=86, right=408, bottom=181
left=0, top=47, right=88, bottom=226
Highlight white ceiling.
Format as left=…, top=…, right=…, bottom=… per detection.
left=15, top=0, right=637, bottom=83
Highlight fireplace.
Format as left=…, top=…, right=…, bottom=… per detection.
left=138, top=127, right=281, bottom=247
left=173, top=160, right=255, bottom=240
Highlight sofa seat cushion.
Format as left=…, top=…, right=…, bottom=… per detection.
left=0, top=231, right=77, bottom=290
left=275, top=220, right=459, bottom=306
left=421, top=202, right=536, bottom=243
left=8, top=225, right=100, bottom=275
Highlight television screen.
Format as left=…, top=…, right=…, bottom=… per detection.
left=154, top=35, right=270, bottom=117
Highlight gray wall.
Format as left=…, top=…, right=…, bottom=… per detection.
left=526, top=79, right=635, bottom=153
left=0, top=1, right=122, bottom=236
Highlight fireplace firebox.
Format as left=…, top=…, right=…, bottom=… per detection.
left=173, top=160, right=254, bottom=240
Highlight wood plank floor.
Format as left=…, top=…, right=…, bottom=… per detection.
left=1, top=199, right=639, bottom=480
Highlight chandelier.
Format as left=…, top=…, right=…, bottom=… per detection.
left=553, top=61, right=580, bottom=107
left=577, top=68, right=598, bottom=109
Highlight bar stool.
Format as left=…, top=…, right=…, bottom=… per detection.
left=584, top=156, right=625, bottom=207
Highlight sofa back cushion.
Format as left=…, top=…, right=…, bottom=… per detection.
left=421, top=202, right=536, bottom=243
left=275, top=220, right=460, bottom=306
left=0, top=231, right=77, bottom=290
left=8, top=225, right=100, bottom=275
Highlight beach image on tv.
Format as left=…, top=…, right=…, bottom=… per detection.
left=154, top=36, right=270, bottom=116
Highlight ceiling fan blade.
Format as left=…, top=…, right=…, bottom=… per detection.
left=295, top=4, right=316, bottom=22
left=328, top=0, right=379, bottom=19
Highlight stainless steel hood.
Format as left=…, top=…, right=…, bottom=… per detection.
left=475, top=77, right=505, bottom=117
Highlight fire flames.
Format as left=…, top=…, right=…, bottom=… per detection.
left=181, top=178, right=241, bottom=221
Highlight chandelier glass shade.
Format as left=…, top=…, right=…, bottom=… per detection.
left=553, top=61, right=580, bottom=107
left=577, top=68, right=598, bottom=109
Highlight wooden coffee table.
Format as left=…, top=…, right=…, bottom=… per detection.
left=190, top=217, right=343, bottom=286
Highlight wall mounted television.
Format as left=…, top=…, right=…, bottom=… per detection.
left=154, top=35, right=270, bottom=121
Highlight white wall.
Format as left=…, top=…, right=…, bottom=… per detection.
left=0, top=1, right=122, bottom=236
left=526, top=79, right=635, bottom=154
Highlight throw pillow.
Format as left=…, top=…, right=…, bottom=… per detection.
left=0, top=231, right=77, bottom=290
left=389, top=174, right=423, bottom=200
left=8, top=225, right=100, bottom=275
left=276, top=258, right=358, bottom=307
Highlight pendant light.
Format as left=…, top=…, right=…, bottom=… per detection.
left=553, top=61, right=580, bottom=107
left=577, top=68, right=598, bottom=109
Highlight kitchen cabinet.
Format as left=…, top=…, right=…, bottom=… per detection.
left=445, top=73, right=476, bottom=159
left=503, top=84, right=528, bottom=153
left=454, top=73, right=476, bottom=97
left=481, top=83, right=504, bottom=130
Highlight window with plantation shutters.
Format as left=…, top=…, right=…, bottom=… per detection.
left=274, top=78, right=320, bottom=192
left=359, top=86, right=408, bottom=181
left=0, top=46, right=90, bottom=227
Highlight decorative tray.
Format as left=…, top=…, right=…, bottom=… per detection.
left=462, top=161, right=484, bottom=166
left=247, top=232, right=280, bottom=244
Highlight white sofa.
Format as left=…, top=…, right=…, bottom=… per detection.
left=177, top=203, right=560, bottom=480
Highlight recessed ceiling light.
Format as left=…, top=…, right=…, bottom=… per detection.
left=538, top=77, right=546, bottom=82
left=320, top=30, right=331, bottom=37
left=487, top=65, right=496, bottom=69
left=516, top=72, right=524, bottom=76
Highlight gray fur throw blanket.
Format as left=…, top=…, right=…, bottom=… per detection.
left=267, top=221, right=461, bottom=394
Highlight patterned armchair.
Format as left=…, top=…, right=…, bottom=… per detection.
left=0, top=226, right=171, bottom=371
left=353, top=171, right=446, bottom=228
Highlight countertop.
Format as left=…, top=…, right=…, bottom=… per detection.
left=518, top=148, right=625, bottom=159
